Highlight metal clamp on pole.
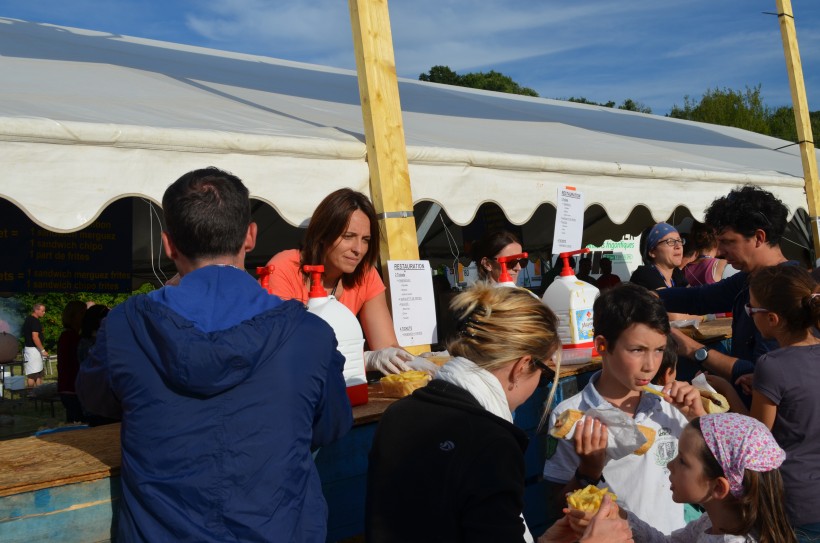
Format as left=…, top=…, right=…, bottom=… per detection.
left=376, top=210, right=414, bottom=220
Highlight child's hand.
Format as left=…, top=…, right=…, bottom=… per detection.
left=735, top=373, right=754, bottom=395
left=578, top=495, right=634, bottom=542
left=573, top=416, right=608, bottom=480
left=564, top=506, right=592, bottom=536
left=662, top=381, right=706, bottom=419
left=564, top=501, right=620, bottom=535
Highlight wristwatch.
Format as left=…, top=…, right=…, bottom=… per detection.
left=694, top=347, right=709, bottom=363
left=574, top=468, right=605, bottom=487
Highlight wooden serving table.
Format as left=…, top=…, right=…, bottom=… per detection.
left=0, top=365, right=603, bottom=542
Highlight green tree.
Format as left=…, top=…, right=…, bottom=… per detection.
left=668, top=85, right=771, bottom=135
left=2, top=283, right=155, bottom=352
left=668, top=85, right=819, bottom=144
left=564, top=97, right=651, bottom=114
left=419, top=65, right=539, bottom=97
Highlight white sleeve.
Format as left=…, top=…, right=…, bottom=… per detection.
left=542, top=407, right=580, bottom=483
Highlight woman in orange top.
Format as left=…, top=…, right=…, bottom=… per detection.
left=262, top=188, right=435, bottom=375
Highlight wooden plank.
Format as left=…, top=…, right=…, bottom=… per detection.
left=0, top=478, right=119, bottom=543
left=0, top=424, right=120, bottom=498
left=348, top=0, right=430, bottom=355
left=776, top=0, right=820, bottom=259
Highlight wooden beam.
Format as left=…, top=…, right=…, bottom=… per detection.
left=776, top=0, right=820, bottom=262
left=348, top=0, right=428, bottom=353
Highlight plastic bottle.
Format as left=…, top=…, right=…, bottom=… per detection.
left=495, top=252, right=527, bottom=288
left=257, top=264, right=368, bottom=406
left=541, top=248, right=600, bottom=364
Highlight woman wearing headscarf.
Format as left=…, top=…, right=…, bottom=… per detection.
left=630, top=222, right=689, bottom=290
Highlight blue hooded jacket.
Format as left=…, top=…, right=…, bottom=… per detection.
left=77, top=266, right=352, bottom=542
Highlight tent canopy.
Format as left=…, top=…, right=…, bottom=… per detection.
left=0, top=17, right=814, bottom=234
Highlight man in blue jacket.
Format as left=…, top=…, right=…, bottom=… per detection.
left=657, top=185, right=791, bottom=404
left=77, top=167, right=352, bottom=542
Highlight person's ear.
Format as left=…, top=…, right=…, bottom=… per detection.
left=161, top=231, right=178, bottom=260
left=754, top=228, right=767, bottom=247
left=711, top=476, right=732, bottom=500
left=244, top=222, right=258, bottom=253
left=509, top=355, right=533, bottom=385
left=481, top=257, right=493, bottom=273
left=594, top=336, right=608, bottom=355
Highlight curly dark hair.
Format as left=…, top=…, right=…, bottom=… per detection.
left=704, top=185, right=788, bottom=245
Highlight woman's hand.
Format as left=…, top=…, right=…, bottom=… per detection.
left=573, top=416, right=608, bottom=480
left=578, top=496, right=633, bottom=542
left=364, top=347, right=413, bottom=374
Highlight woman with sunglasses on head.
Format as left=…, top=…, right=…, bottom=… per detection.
left=366, top=284, right=634, bottom=543
left=472, top=230, right=528, bottom=285
left=630, top=222, right=689, bottom=290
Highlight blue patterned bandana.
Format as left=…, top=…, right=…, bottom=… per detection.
left=646, top=222, right=678, bottom=252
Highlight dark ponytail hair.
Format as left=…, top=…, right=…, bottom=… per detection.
left=749, top=265, right=820, bottom=334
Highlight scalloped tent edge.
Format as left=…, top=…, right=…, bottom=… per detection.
left=0, top=18, right=813, bottom=235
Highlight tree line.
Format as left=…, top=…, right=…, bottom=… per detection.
left=419, top=65, right=820, bottom=144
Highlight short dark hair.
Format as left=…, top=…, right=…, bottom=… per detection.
left=162, top=167, right=251, bottom=261
left=652, top=335, right=678, bottom=385
left=593, top=283, right=670, bottom=347
left=80, top=304, right=110, bottom=339
left=704, top=185, right=788, bottom=245
left=471, top=230, right=522, bottom=281
left=300, top=188, right=380, bottom=289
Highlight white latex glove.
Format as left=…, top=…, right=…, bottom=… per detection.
left=405, top=356, right=440, bottom=375
left=365, top=347, right=414, bottom=374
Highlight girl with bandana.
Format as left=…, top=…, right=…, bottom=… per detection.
left=613, top=413, right=795, bottom=542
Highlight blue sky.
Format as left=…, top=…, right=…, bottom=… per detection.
left=2, top=0, right=819, bottom=115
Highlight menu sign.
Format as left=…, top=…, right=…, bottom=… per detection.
left=552, top=185, right=584, bottom=253
left=0, top=199, right=132, bottom=293
left=387, top=260, right=437, bottom=347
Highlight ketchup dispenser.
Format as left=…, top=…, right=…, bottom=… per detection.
left=495, top=252, right=528, bottom=288
left=541, top=248, right=599, bottom=364
left=302, top=265, right=368, bottom=406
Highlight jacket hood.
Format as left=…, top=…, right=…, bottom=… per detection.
left=121, top=281, right=304, bottom=397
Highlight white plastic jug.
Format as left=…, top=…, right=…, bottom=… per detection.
left=303, top=265, right=368, bottom=406
left=258, top=264, right=368, bottom=406
left=541, top=249, right=599, bottom=364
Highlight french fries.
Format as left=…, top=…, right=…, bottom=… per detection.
left=566, top=485, right=618, bottom=513
left=380, top=370, right=431, bottom=398
left=641, top=385, right=665, bottom=398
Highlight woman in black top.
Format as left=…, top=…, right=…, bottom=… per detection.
left=630, top=222, right=688, bottom=290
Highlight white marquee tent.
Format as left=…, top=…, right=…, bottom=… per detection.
left=1, top=18, right=816, bottom=264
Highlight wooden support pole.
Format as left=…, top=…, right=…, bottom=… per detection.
left=349, top=0, right=428, bottom=353
left=776, top=0, right=820, bottom=262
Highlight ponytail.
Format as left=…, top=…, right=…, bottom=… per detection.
left=749, top=266, right=820, bottom=333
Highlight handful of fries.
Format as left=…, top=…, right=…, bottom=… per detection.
left=380, top=370, right=431, bottom=398
left=567, top=484, right=618, bottom=513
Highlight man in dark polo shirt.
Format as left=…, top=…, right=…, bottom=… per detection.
left=657, top=185, right=793, bottom=404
